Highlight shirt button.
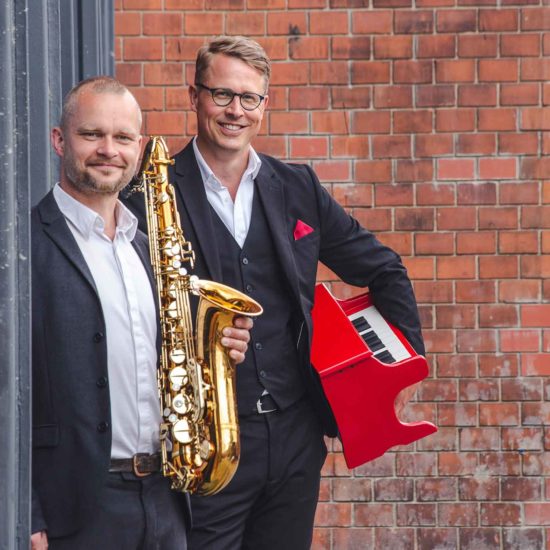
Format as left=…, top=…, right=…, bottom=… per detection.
left=93, top=332, right=104, bottom=343
left=255, top=342, right=263, bottom=350
left=96, top=376, right=108, bottom=389
left=97, top=421, right=109, bottom=433
left=242, top=257, right=249, bottom=265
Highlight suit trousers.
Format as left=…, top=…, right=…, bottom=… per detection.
left=188, top=397, right=328, bottom=550
left=48, top=471, right=187, bottom=550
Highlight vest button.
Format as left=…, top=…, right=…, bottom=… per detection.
left=260, top=370, right=267, bottom=378
left=93, top=332, right=104, bottom=343
left=97, top=421, right=109, bottom=433
left=255, top=342, right=263, bottom=350
left=242, top=257, right=249, bottom=265
left=246, top=284, right=253, bottom=292
left=96, top=376, right=108, bottom=389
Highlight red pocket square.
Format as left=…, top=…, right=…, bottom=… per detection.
left=294, top=219, right=314, bottom=241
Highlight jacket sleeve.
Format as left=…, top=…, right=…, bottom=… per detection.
left=308, top=165, right=426, bottom=356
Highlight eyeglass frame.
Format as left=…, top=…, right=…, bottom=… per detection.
left=195, top=83, right=266, bottom=111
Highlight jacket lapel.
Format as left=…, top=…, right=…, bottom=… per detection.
left=171, top=142, right=222, bottom=280
left=254, top=161, right=301, bottom=305
left=37, top=191, right=98, bottom=295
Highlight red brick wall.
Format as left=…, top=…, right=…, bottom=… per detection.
left=115, top=0, right=550, bottom=548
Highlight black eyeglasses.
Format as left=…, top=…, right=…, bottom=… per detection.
left=196, top=83, right=266, bottom=111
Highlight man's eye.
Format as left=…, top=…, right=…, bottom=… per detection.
left=117, top=135, right=132, bottom=142
left=214, top=90, right=232, bottom=100
left=241, top=94, right=257, bottom=104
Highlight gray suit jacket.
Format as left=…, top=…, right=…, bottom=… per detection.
left=31, top=190, right=189, bottom=537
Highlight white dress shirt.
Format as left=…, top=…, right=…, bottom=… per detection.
left=53, top=183, right=160, bottom=459
left=193, top=137, right=261, bottom=247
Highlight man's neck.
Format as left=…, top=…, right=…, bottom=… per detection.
left=195, top=140, right=250, bottom=200
left=59, top=181, right=119, bottom=240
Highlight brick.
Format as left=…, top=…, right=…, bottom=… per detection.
left=116, top=63, right=142, bottom=86
left=310, top=11, right=349, bottom=34
left=226, top=12, right=266, bottom=35
left=374, top=527, right=415, bottom=547
left=521, top=256, right=550, bottom=278
left=438, top=354, right=477, bottom=377
left=499, top=280, right=541, bottom=303
left=422, top=328, right=455, bottom=352
left=521, top=158, right=550, bottom=180
left=123, top=37, right=162, bottom=61
left=502, top=377, right=542, bottom=400
left=290, top=37, right=329, bottom=60
left=184, top=13, right=223, bottom=35
left=374, top=184, right=414, bottom=206
left=332, top=37, right=371, bottom=59
left=311, top=61, right=349, bottom=84
left=499, top=231, right=538, bottom=254
left=456, top=280, right=495, bottom=302
left=503, top=529, right=545, bottom=550
left=395, top=207, right=434, bottom=230
left=416, top=478, right=457, bottom=501
left=394, top=10, right=434, bottom=33
left=416, top=85, right=455, bottom=107
left=379, top=233, right=412, bottom=256
left=460, top=427, right=500, bottom=450
left=436, top=207, right=476, bottom=230
left=500, top=181, right=539, bottom=205
left=314, top=502, right=352, bottom=527
left=481, top=503, right=522, bottom=526
left=436, top=60, right=475, bottom=83
left=289, top=87, right=329, bottom=110
left=480, top=452, right=521, bottom=475
left=479, top=59, right=518, bottom=82
left=374, top=479, right=414, bottom=501
left=122, top=0, right=161, bottom=7
left=129, top=86, right=164, bottom=111
left=417, top=35, right=455, bottom=58
left=480, top=8, right=519, bottom=31
left=312, top=161, right=351, bottom=182
left=352, top=112, right=391, bottom=134
left=267, top=12, right=307, bottom=35
left=437, top=159, right=475, bottom=180
left=480, top=402, right=519, bottom=425
left=115, top=11, right=141, bottom=36
left=523, top=207, right=550, bottom=229
left=290, top=137, right=328, bottom=158
left=501, top=33, right=541, bottom=56
left=436, top=109, right=475, bottom=132
left=270, top=112, right=308, bottom=134
left=521, top=59, right=550, bottom=81
left=258, top=37, right=288, bottom=61
left=373, top=36, right=413, bottom=59
left=352, top=10, right=393, bottom=34
left=479, top=158, right=517, bottom=180
left=331, top=87, right=371, bottom=109
left=459, top=84, right=497, bottom=107
left=437, top=9, right=477, bottom=32
left=457, top=134, right=496, bottom=155
left=438, top=503, right=478, bottom=526
left=480, top=256, right=519, bottom=278
left=458, top=34, right=498, bottom=57
left=457, top=231, right=496, bottom=254
left=396, top=160, right=433, bottom=182
left=438, top=403, right=477, bottom=425
left=414, top=280, right=454, bottom=302
left=500, top=83, right=539, bottom=106
left=142, top=12, right=182, bottom=35
left=333, top=479, right=372, bottom=501
left=332, top=529, right=374, bottom=550
left=499, top=133, right=538, bottom=154
left=396, top=504, right=436, bottom=527
left=396, top=453, right=437, bottom=476
left=522, top=8, right=550, bottom=31
left=166, top=38, right=206, bottom=61
left=355, top=504, right=394, bottom=527
left=332, top=137, right=370, bottom=158
left=415, top=135, right=454, bottom=157
left=521, top=304, right=550, bottom=326
left=373, top=0, right=412, bottom=7
left=479, top=207, right=518, bottom=229
left=355, top=161, right=392, bottom=183
left=438, top=452, right=478, bottom=476
left=373, top=86, right=412, bottom=108
left=523, top=403, right=550, bottom=426
left=312, top=111, right=350, bottom=134
left=351, top=61, right=391, bottom=84
left=459, top=479, right=500, bottom=501
left=372, top=135, right=411, bottom=158
left=252, top=136, right=287, bottom=158
left=502, top=427, right=543, bottom=450
left=457, top=329, right=498, bottom=352
left=394, top=61, right=432, bottom=84
left=486, top=99, right=528, bottom=130
left=145, top=111, right=185, bottom=135
left=459, top=528, right=501, bottom=550
left=521, top=108, right=550, bottom=130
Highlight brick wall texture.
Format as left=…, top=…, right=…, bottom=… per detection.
left=115, top=0, right=549, bottom=548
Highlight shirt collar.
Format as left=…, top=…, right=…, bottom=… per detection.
left=53, top=182, right=138, bottom=241
left=192, top=136, right=262, bottom=192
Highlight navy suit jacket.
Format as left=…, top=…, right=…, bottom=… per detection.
left=31, top=190, right=190, bottom=537
left=123, top=141, right=425, bottom=437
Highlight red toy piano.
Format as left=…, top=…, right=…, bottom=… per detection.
left=311, top=283, right=437, bottom=468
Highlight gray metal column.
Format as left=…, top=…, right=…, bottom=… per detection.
left=0, top=1, right=114, bottom=548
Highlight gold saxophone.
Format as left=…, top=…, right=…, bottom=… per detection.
left=135, top=136, right=263, bottom=495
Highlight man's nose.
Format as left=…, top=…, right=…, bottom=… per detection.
left=224, top=94, right=244, bottom=116
left=96, top=136, right=118, bottom=157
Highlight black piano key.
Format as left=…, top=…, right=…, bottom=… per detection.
left=375, top=350, right=396, bottom=364
left=352, top=317, right=371, bottom=333
left=362, top=331, right=385, bottom=352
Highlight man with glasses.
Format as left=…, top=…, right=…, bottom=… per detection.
left=124, top=35, right=424, bottom=550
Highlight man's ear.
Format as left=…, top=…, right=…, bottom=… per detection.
left=189, top=85, right=198, bottom=113
left=51, top=127, right=64, bottom=157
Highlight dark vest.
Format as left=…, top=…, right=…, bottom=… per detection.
left=210, top=189, right=305, bottom=415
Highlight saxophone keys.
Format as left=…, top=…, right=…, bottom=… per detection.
left=169, top=365, right=188, bottom=389
left=169, top=349, right=186, bottom=365
left=173, top=419, right=193, bottom=444
left=172, top=393, right=189, bottom=414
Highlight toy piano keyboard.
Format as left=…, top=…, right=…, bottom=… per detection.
left=311, top=283, right=437, bottom=468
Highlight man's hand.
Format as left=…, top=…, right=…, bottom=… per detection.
left=31, top=530, right=48, bottom=550
left=222, top=316, right=253, bottom=364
